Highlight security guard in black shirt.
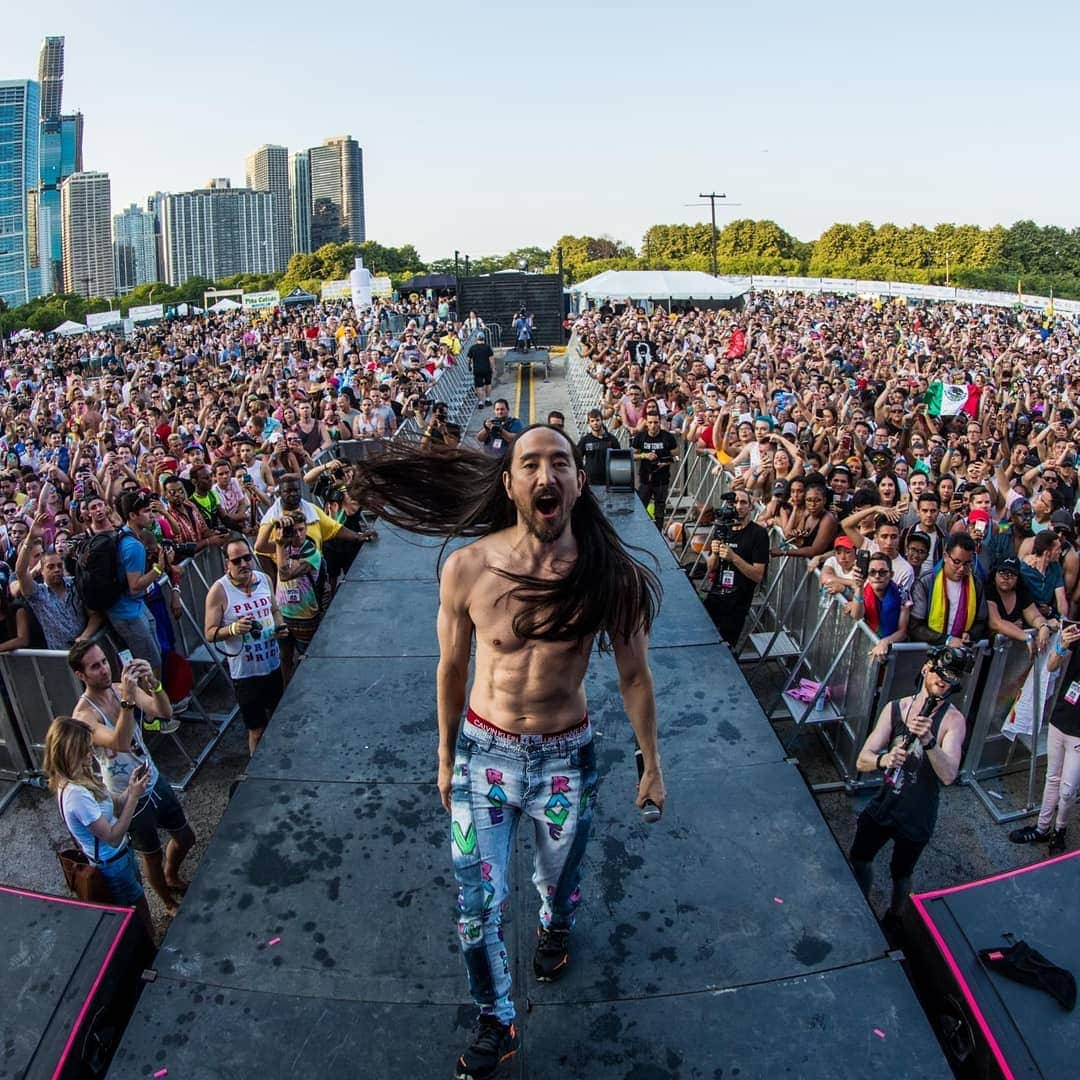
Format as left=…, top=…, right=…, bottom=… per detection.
left=630, top=413, right=677, bottom=530
left=577, top=408, right=620, bottom=486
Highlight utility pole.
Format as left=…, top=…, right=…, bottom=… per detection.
left=698, top=192, right=727, bottom=277
left=934, top=248, right=955, bottom=287
left=454, top=250, right=460, bottom=277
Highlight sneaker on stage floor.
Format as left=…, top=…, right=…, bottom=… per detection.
left=454, top=1015, right=517, bottom=1080
left=143, top=715, right=180, bottom=735
left=533, top=925, right=570, bottom=982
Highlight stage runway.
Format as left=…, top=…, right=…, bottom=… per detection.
left=110, top=492, right=948, bottom=1078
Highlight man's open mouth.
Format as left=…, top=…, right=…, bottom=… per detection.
left=535, top=493, right=560, bottom=517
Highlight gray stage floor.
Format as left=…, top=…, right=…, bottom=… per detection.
left=110, top=490, right=948, bottom=1078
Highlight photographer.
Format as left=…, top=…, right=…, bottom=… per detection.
left=850, top=645, right=970, bottom=927
left=204, top=534, right=288, bottom=755
left=702, top=490, right=770, bottom=647
left=630, top=411, right=678, bottom=531
left=272, top=508, right=326, bottom=678
left=421, top=401, right=461, bottom=450
left=477, top=399, right=523, bottom=456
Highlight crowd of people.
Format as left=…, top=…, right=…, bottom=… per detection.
left=5, top=295, right=470, bottom=926
left=572, top=291, right=1080, bottom=895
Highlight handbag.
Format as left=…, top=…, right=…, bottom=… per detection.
left=57, top=788, right=113, bottom=904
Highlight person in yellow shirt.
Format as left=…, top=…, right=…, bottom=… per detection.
left=254, top=474, right=367, bottom=557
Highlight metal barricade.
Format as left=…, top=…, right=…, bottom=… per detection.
left=0, top=688, right=34, bottom=814
left=0, top=650, right=83, bottom=771
left=962, top=632, right=1055, bottom=823
left=564, top=333, right=605, bottom=432
left=738, top=536, right=816, bottom=670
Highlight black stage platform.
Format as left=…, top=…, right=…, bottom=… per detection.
left=1, top=886, right=148, bottom=1079
left=908, top=850, right=1080, bottom=1079
left=109, top=492, right=948, bottom=1078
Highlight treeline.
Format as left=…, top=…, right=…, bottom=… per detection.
left=5, top=219, right=1080, bottom=335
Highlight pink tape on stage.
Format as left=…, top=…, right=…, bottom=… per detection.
left=908, top=851, right=1080, bottom=1080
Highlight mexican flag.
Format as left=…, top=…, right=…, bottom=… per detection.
left=925, top=381, right=979, bottom=417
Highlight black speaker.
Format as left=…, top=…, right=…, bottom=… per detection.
left=606, top=448, right=634, bottom=491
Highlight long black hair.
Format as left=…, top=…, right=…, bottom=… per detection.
left=347, top=426, right=661, bottom=650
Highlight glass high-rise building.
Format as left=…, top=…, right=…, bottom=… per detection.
left=289, top=151, right=311, bottom=255
left=160, top=187, right=275, bottom=285
left=245, top=144, right=291, bottom=271
left=36, top=36, right=84, bottom=293
left=0, top=79, right=43, bottom=309
left=308, top=135, right=365, bottom=248
left=61, top=171, right=114, bottom=298
left=113, top=203, right=159, bottom=294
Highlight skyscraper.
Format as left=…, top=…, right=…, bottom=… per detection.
left=113, top=203, right=159, bottom=294
left=289, top=151, right=311, bottom=255
left=61, top=171, right=113, bottom=297
left=160, top=187, right=275, bottom=285
left=0, top=79, right=43, bottom=308
left=36, top=36, right=84, bottom=293
left=245, top=144, right=291, bottom=271
left=308, top=135, right=365, bottom=248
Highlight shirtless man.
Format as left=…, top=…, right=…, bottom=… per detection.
left=352, top=426, right=664, bottom=1080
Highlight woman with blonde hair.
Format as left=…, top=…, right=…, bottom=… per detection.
left=42, top=716, right=153, bottom=936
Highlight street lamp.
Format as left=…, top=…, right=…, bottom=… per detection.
left=454, top=250, right=460, bottom=277
left=149, top=286, right=157, bottom=305
left=934, top=249, right=955, bottom=287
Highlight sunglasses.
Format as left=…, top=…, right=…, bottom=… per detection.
left=868, top=569, right=891, bottom=578
left=228, top=553, right=254, bottom=566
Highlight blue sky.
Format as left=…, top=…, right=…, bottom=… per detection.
left=5, top=0, right=1080, bottom=261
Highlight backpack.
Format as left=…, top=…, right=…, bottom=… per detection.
left=66, top=529, right=126, bottom=613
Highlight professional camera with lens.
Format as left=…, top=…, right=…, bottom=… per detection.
left=926, top=644, right=977, bottom=687
left=714, top=492, right=738, bottom=543
left=274, top=517, right=297, bottom=541
left=160, top=538, right=199, bottom=562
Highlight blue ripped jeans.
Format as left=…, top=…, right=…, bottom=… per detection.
left=451, top=712, right=598, bottom=1024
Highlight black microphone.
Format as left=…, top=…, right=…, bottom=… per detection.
left=635, top=746, right=662, bottom=824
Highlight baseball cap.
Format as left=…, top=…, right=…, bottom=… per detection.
left=996, top=556, right=1021, bottom=575
left=1051, top=508, right=1074, bottom=527
left=781, top=421, right=798, bottom=437
left=833, top=536, right=855, bottom=550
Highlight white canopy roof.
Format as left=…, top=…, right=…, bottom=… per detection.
left=54, top=320, right=88, bottom=336
left=208, top=298, right=242, bottom=312
left=569, top=270, right=746, bottom=301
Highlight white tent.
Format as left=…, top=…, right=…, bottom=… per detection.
left=208, top=298, right=242, bottom=312
left=11, top=328, right=36, bottom=341
left=569, top=270, right=746, bottom=302
left=53, top=320, right=88, bottom=336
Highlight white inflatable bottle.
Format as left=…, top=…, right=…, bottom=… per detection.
left=350, top=257, right=373, bottom=315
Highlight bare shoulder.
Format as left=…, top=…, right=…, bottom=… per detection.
left=942, top=704, right=967, bottom=734
left=440, top=540, right=490, bottom=603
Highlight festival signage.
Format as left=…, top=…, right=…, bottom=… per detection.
left=128, top=303, right=164, bottom=323
left=242, top=290, right=281, bottom=311
left=371, top=275, right=393, bottom=298
left=86, top=310, right=123, bottom=330
left=321, top=278, right=351, bottom=300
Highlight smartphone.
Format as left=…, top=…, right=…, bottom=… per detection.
left=855, top=549, right=871, bottom=578
left=117, top=648, right=134, bottom=667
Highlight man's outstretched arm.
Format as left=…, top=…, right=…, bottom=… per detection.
left=614, top=626, right=665, bottom=810
left=436, top=549, right=474, bottom=811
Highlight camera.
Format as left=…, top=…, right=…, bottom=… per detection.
left=274, top=517, right=297, bottom=540
left=714, top=492, right=738, bottom=542
left=926, top=644, right=977, bottom=686
left=160, top=538, right=198, bottom=562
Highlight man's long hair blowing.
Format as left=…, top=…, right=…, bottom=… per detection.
left=347, top=428, right=661, bottom=650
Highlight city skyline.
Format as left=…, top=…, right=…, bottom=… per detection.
left=5, top=2, right=1080, bottom=270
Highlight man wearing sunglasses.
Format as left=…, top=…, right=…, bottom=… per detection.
left=909, top=533, right=988, bottom=647
left=204, top=534, right=288, bottom=755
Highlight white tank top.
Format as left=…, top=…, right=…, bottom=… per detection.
left=81, top=690, right=161, bottom=798
left=218, top=571, right=280, bottom=680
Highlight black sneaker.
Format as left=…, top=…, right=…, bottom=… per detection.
left=1009, top=824, right=1051, bottom=844
left=1048, top=827, right=1068, bottom=856
left=454, top=1015, right=517, bottom=1080
left=533, top=926, right=570, bottom=982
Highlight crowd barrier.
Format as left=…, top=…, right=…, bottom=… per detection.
left=962, top=631, right=1060, bottom=824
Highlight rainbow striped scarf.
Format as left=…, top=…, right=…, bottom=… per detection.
left=927, top=568, right=976, bottom=636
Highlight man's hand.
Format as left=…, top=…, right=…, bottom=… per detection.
left=881, top=744, right=908, bottom=770
left=437, top=758, right=454, bottom=812
left=636, top=765, right=665, bottom=812
left=869, top=640, right=890, bottom=662
left=906, top=713, right=934, bottom=745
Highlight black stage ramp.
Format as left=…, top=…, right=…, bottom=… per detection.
left=907, top=850, right=1080, bottom=1079
left=109, top=495, right=949, bottom=1078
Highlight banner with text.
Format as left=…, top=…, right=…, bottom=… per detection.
left=86, top=310, right=123, bottom=330
left=321, top=278, right=351, bottom=300
left=128, top=303, right=164, bottom=323
left=242, top=290, right=281, bottom=311
left=371, top=275, right=393, bottom=298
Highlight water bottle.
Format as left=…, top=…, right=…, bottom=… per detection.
left=815, top=688, right=827, bottom=714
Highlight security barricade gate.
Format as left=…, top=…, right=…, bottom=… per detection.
left=0, top=687, right=35, bottom=814
left=962, top=631, right=1056, bottom=824
left=737, top=530, right=814, bottom=669
left=0, top=650, right=84, bottom=774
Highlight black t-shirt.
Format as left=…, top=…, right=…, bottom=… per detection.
left=630, top=430, right=677, bottom=485
left=984, top=578, right=1034, bottom=625
left=577, top=430, right=620, bottom=485
left=706, top=521, right=770, bottom=608
left=467, top=343, right=494, bottom=371
left=1049, top=647, right=1080, bottom=737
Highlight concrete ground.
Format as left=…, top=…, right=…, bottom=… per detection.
left=1, top=348, right=1067, bottom=946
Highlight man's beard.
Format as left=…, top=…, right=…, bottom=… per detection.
left=518, top=489, right=572, bottom=543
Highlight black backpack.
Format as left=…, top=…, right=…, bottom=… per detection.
left=66, top=530, right=126, bottom=613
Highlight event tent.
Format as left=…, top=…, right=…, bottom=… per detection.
left=53, top=320, right=88, bottom=336
left=281, top=287, right=317, bottom=307
left=568, top=270, right=746, bottom=302
left=398, top=273, right=456, bottom=292
left=208, top=298, right=242, bottom=312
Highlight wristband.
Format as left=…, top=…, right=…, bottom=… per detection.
left=875, top=752, right=886, bottom=770
left=230, top=623, right=237, bottom=637
left=153, top=681, right=164, bottom=693
left=1054, top=643, right=1069, bottom=657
